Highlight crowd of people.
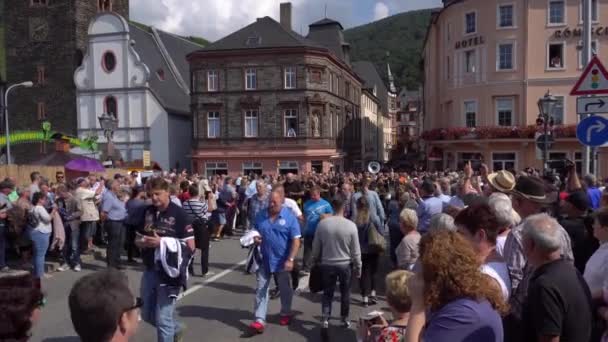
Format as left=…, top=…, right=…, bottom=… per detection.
left=0, top=163, right=608, bottom=342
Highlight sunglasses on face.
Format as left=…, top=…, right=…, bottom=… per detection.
left=123, top=297, right=143, bottom=313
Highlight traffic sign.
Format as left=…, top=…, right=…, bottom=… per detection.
left=571, top=56, right=608, bottom=95
left=576, top=116, right=608, bottom=146
left=577, top=96, right=608, bottom=114
left=536, top=134, right=555, bottom=151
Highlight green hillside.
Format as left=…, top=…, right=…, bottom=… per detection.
left=344, top=9, right=435, bottom=90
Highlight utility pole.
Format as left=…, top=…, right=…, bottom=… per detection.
left=582, top=0, right=592, bottom=176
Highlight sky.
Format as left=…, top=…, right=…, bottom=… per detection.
left=130, top=0, right=443, bottom=41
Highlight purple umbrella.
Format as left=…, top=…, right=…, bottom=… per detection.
left=65, top=158, right=106, bottom=172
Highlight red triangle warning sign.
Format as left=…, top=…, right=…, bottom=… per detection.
left=571, top=56, right=608, bottom=95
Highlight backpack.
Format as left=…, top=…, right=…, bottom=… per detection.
left=27, top=209, right=40, bottom=228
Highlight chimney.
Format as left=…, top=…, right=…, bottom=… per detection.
left=280, top=2, right=292, bottom=31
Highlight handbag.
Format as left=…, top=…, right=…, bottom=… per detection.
left=367, top=222, right=386, bottom=254
left=309, top=264, right=323, bottom=293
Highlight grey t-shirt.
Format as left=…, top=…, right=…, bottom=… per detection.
left=312, top=216, right=362, bottom=271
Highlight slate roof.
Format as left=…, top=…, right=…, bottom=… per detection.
left=351, top=61, right=389, bottom=114
left=201, top=16, right=325, bottom=51
left=309, top=18, right=344, bottom=30
left=128, top=23, right=203, bottom=115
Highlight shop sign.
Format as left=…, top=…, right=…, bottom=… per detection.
left=455, top=36, right=485, bottom=49
left=554, top=26, right=608, bottom=39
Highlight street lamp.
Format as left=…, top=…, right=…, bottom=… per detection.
left=98, top=112, right=118, bottom=166
left=537, top=90, right=557, bottom=174
left=4, top=81, right=34, bottom=165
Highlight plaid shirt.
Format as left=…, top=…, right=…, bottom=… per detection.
left=504, top=222, right=574, bottom=319
left=248, top=194, right=269, bottom=228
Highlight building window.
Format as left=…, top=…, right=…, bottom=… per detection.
left=244, top=110, right=258, bottom=137
left=464, top=100, right=477, bottom=128
left=446, top=56, right=451, bottom=80
left=498, top=4, right=514, bottom=28
left=465, top=50, right=476, bottom=73
left=102, top=51, right=116, bottom=73
left=278, top=161, right=299, bottom=175
left=284, top=109, right=297, bottom=137
left=548, top=43, right=565, bottom=69
left=284, top=66, right=296, bottom=89
left=496, top=97, right=514, bottom=126
left=98, top=0, right=112, bottom=11
left=243, top=162, right=263, bottom=176
left=37, top=65, right=45, bottom=86
left=578, top=40, right=598, bottom=69
left=549, top=0, right=565, bottom=25
left=156, top=68, right=165, bottom=81
left=311, top=160, right=323, bottom=173
left=31, top=0, right=47, bottom=6
left=579, top=0, right=598, bottom=22
left=207, top=112, right=220, bottom=138
left=205, top=162, right=228, bottom=177
left=245, top=68, right=256, bottom=90
left=207, top=70, right=218, bottom=92
left=551, top=96, right=564, bottom=125
left=465, top=11, right=477, bottom=34
left=37, top=102, right=46, bottom=120
left=104, top=96, right=117, bottom=118
left=498, top=43, right=514, bottom=70
left=329, top=73, right=334, bottom=92
left=492, top=153, right=516, bottom=171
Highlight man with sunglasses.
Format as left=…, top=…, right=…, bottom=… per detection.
left=68, top=269, right=140, bottom=342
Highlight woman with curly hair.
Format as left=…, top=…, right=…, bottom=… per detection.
left=405, top=230, right=507, bottom=342
left=0, top=271, right=44, bottom=341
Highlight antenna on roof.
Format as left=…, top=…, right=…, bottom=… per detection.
left=324, top=4, right=327, bottom=18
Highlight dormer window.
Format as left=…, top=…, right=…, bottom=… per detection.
left=98, top=0, right=112, bottom=12
left=156, top=68, right=165, bottom=81
left=246, top=34, right=261, bottom=46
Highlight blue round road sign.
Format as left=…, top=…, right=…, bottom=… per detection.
left=576, top=116, right=608, bottom=147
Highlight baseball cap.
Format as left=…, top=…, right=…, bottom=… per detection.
left=565, top=190, right=590, bottom=212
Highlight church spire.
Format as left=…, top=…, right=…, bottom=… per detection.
left=386, top=51, right=397, bottom=94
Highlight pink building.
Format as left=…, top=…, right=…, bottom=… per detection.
left=423, top=0, right=608, bottom=176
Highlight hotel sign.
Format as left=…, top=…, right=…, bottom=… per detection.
left=455, top=36, right=485, bottom=49
left=554, top=27, right=608, bottom=39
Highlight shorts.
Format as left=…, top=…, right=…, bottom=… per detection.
left=212, top=211, right=227, bottom=225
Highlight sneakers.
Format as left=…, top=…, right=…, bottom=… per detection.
left=249, top=321, right=265, bottom=334
left=57, top=264, right=69, bottom=272
left=279, top=315, right=292, bottom=326
left=269, top=288, right=280, bottom=299
left=321, top=320, right=329, bottom=329
left=341, top=318, right=351, bottom=329
left=73, top=264, right=82, bottom=272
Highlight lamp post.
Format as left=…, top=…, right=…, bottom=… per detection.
left=3, top=81, right=34, bottom=165
left=98, top=112, right=118, bottom=167
left=537, top=90, right=557, bottom=174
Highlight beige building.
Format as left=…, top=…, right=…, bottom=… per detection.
left=423, top=0, right=608, bottom=176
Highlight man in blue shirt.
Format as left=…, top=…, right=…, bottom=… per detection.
left=302, top=185, right=333, bottom=272
left=415, top=181, right=444, bottom=234
left=584, top=174, right=603, bottom=209
left=250, top=190, right=301, bottom=334
left=101, top=179, right=128, bottom=269
left=249, top=187, right=301, bottom=335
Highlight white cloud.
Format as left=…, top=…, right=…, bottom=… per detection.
left=373, top=2, right=390, bottom=21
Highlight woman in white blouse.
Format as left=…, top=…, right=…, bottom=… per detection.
left=29, top=192, right=55, bottom=285
left=584, top=208, right=608, bottom=297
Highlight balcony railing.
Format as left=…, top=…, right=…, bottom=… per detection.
left=194, top=136, right=339, bottom=149
left=421, top=125, right=576, bottom=141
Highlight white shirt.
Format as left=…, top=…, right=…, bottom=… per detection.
left=31, top=205, right=52, bottom=234
left=584, top=243, right=608, bottom=294
left=481, top=261, right=511, bottom=300
left=283, top=198, right=302, bottom=218
left=496, top=235, right=507, bottom=258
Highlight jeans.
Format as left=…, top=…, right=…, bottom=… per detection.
left=360, top=253, right=379, bottom=297
left=125, top=224, right=138, bottom=261
left=141, top=270, right=181, bottom=342
left=105, top=220, right=125, bottom=268
left=189, top=222, right=210, bottom=275
left=60, top=222, right=72, bottom=265
left=0, top=222, right=6, bottom=269
left=320, top=264, right=352, bottom=320
left=302, top=237, right=314, bottom=271
left=70, top=223, right=83, bottom=266
left=29, top=229, right=50, bottom=278
left=254, top=264, right=293, bottom=323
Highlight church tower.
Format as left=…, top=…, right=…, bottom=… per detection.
left=2, top=0, right=128, bottom=162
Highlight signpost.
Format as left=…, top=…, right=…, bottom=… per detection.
left=536, top=134, right=555, bottom=151
left=571, top=54, right=608, bottom=175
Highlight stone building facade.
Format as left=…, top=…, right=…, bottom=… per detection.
left=189, top=4, right=362, bottom=176
left=2, top=0, right=128, bottom=162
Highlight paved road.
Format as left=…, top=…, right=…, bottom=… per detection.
left=31, top=235, right=390, bottom=342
